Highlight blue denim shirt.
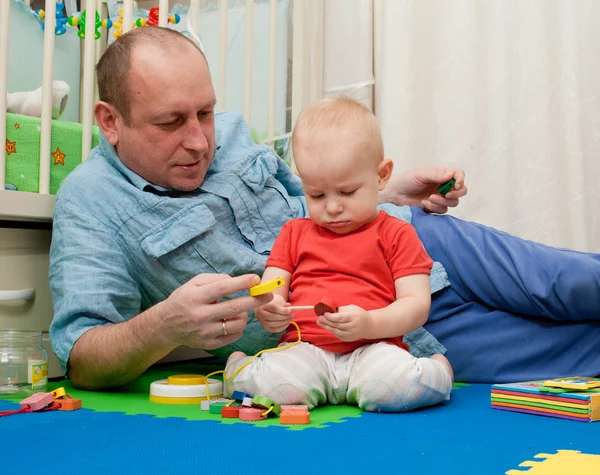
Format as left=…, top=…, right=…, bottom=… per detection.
left=49, top=111, right=448, bottom=374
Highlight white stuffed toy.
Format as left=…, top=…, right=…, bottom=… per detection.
left=6, top=80, right=70, bottom=120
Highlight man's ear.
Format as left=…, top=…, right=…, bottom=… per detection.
left=377, top=159, right=394, bottom=191
left=94, top=101, right=121, bottom=146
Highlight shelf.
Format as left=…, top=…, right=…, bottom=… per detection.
left=0, top=190, right=55, bottom=223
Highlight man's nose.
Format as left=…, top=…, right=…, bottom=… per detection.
left=182, top=120, right=209, bottom=151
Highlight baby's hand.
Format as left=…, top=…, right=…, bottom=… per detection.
left=255, top=294, right=293, bottom=333
left=317, top=304, right=373, bottom=342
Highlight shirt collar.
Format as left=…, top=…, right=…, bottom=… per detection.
left=100, top=133, right=157, bottom=192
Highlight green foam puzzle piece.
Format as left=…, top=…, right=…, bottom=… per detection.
left=35, top=361, right=362, bottom=431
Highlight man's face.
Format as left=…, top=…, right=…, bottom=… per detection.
left=113, top=44, right=216, bottom=191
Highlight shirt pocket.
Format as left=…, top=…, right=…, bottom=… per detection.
left=234, top=160, right=301, bottom=254
left=140, top=203, right=257, bottom=284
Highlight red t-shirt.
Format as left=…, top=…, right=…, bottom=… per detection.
left=266, top=210, right=433, bottom=354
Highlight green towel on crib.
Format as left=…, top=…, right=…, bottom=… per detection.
left=4, top=112, right=100, bottom=194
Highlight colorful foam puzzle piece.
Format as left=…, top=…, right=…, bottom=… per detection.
left=506, top=450, right=600, bottom=474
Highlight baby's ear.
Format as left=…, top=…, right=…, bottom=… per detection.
left=377, top=159, right=394, bottom=190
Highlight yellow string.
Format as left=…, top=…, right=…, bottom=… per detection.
left=204, top=321, right=302, bottom=400
left=260, top=405, right=274, bottom=417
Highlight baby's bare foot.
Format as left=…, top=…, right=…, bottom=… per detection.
left=226, top=351, right=247, bottom=366
left=431, top=354, right=454, bottom=382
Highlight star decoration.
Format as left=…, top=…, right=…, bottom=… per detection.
left=14, top=123, right=19, bottom=129
left=52, top=147, right=66, bottom=165
left=5, top=139, right=16, bottom=155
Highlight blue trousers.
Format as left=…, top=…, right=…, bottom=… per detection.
left=411, top=207, right=600, bottom=383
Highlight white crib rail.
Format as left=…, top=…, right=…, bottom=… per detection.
left=0, top=0, right=10, bottom=190
left=1, top=0, right=324, bottom=201
left=244, top=0, right=254, bottom=129
left=81, top=0, right=98, bottom=162
left=39, top=0, right=57, bottom=194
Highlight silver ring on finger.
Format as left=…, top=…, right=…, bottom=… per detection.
left=222, top=319, right=228, bottom=336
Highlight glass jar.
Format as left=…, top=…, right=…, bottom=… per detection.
left=0, top=330, right=48, bottom=397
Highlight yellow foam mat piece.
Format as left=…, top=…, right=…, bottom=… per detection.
left=506, top=450, right=600, bottom=475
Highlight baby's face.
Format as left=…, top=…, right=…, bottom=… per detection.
left=296, top=138, right=389, bottom=235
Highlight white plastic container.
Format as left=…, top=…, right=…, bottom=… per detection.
left=0, top=330, right=48, bottom=397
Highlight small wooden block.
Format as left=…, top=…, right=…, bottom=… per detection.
left=239, top=407, right=267, bottom=421
left=231, top=391, right=252, bottom=402
left=51, top=387, right=67, bottom=399
left=20, top=392, right=54, bottom=411
left=221, top=405, right=241, bottom=418
left=242, top=396, right=253, bottom=407
left=209, top=402, right=230, bottom=414
left=314, top=297, right=339, bottom=316
left=280, top=412, right=310, bottom=425
left=280, top=405, right=309, bottom=414
left=58, top=398, right=82, bottom=411
left=251, top=395, right=280, bottom=415
left=200, top=398, right=231, bottom=410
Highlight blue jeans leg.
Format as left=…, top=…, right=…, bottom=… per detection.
left=410, top=207, right=600, bottom=321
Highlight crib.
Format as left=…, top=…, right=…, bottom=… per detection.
left=0, top=0, right=326, bottom=377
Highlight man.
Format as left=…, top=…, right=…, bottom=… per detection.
left=50, top=27, right=600, bottom=390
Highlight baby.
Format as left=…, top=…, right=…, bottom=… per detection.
left=224, top=97, right=453, bottom=412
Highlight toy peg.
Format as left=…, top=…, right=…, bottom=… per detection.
left=289, top=297, right=339, bottom=316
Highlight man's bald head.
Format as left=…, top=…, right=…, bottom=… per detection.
left=96, top=27, right=207, bottom=124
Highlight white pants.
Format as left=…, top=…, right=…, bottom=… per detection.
left=224, top=342, right=453, bottom=412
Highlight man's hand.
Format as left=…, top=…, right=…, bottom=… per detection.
left=379, top=166, right=468, bottom=214
left=159, top=273, right=273, bottom=350
left=316, top=304, right=373, bottom=342
left=255, top=294, right=293, bottom=333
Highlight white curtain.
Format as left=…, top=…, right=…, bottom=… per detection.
left=373, top=0, right=600, bottom=252
left=323, top=0, right=373, bottom=106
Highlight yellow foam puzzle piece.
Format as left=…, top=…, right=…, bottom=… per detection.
left=506, top=450, right=600, bottom=475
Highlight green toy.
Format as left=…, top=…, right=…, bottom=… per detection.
left=437, top=178, right=456, bottom=196
left=68, top=9, right=103, bottom=39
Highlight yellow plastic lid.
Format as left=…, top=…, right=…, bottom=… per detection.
left=167, top=374, right=207, bottom=385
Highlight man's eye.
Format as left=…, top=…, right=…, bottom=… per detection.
left=160, top=118, right=180, bottom=127
left=198, top=111, right=213, bottom=118
left=340, top=189, right=357, bottom=195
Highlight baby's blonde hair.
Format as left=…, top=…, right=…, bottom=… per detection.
left=292, top=96, right=384, bottom=164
